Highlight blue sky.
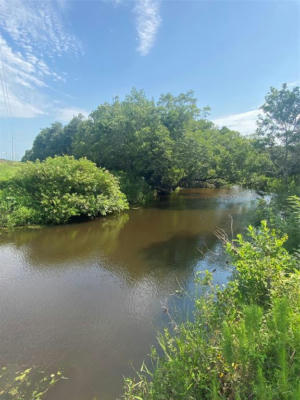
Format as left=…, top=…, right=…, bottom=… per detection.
left=0, top=0, right=299, bottom=160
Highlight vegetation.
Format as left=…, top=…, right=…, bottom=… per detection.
left=21, top=84, right=299, bottom=203
left=116, top=171, right=155, bottom=205
left=22, top=90, right=272, bottom=199
left=0, top=83, right=298, bottom=397
left=123, top=222, right=300, bottom=400
left=257, top=84, right=300, bottom=184
left=0, top=161, right=22, bottom=187
left=248, top=83, right=300, bottom=252
left=255, top=193, right=300, bottom=253
left=0, top=366, right=62, bottom=400
left=1, top=219, right=298, bottom=399
left=0, top=156, right=128, bottom=227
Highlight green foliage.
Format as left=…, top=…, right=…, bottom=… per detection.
left=0, top=156, right=128, bottom=227
left=22, top=116, right=85, bottom=162
left=0, top=366, right=62, bottom=400
left=21, top=85, right=300, bottom=195
left=257, top=83, right=300, bottom=181
left=226, top=221, right=296, bottom=306
left=288, top=195, right=300, bottom=222
left=23, top=89, right=271, bottom=195
left=254, top=194, right=300, bottom=253
left=0, top=191, right=36, bottom=228
left=123, top=222, right=300, bottom=400
left=0, top=161, right=22, bottom=188
left=116, top=171, right=156, bottom=205
left=71, top=90, right=189, bottom=193
left=180, top=126, right=272, bottom=189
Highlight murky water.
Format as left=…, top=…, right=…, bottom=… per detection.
left=0, top=187, right=257, bottom=400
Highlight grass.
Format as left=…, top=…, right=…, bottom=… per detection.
left=0, top=160, right=22, bottom=185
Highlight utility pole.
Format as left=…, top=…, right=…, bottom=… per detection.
left=11, top=134, right=14, bottom=161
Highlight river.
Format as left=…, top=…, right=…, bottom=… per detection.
left=0, top=187, right=257, bottom=400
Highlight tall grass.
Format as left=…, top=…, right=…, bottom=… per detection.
left=0, top=161, right=22, bottom=186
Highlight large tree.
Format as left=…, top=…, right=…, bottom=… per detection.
left=257, top=83, right=300, bottom=180
left=22, top=88, right=271, bottom=195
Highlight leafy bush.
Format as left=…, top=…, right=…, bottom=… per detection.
left=0, top=156, right=128, bottom=227
left=226, top=221, right=296, bottom=306
left=123, top=222, right=300, bottom=400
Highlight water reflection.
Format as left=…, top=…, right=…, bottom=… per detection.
left=0, top=187, right=257, bottom=400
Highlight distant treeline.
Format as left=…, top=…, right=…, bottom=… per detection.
left=23, top=85, right=300, bottom=201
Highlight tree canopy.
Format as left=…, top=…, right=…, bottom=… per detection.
left=22, top=85, right=299, bottom=197
left=23, top=89, right=272, bottom=196
left=257, top=83, right=300, bottom=180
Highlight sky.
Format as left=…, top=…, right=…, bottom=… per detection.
left=0, top=0, right=299, bottom=160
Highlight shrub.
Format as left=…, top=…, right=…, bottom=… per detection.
left=123, top=222, right=300, bottom=400
left=0, top=156, right=128, bottom=227
left=226, top=221, right=297, bottom=306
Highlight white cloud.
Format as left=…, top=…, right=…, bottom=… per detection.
left=0, top=88, right=45, bottom=118
left=0, top=36, right=48, bottom=117
left=0, top=0, right=81, bottom=118
left=213, top=109, right=260, bottom=135
left=134, top=0, right=161, bottom=56
left=213, top=81, right=300, bottom=135
left=57, top=107, right=89, bottom=122
left=287, top=80, right=300, bottom=88
left=0, top=0, right=81, bottom=57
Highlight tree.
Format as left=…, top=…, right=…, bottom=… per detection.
left=22, top=116, right=85, bottom=162
left=257, top=83, right=300, bottom=180
left=157, top=91, right=202, bottom=139
left=22, top=122, right=64, bottom=161
left=22, top=88, right=273, bottom=196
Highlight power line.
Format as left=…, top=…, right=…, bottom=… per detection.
left=0, top=43, right=14, bottom=161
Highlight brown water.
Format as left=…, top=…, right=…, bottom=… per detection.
left=0, top=187, right=257, bottom=400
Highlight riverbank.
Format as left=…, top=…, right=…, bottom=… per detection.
left=0, top=186, right=258, bottom=400
left=0, top=157, right=238, bottom=231
left=1, top=218, right=299, bottom=400
left=124, top=221, right=300, bottom=400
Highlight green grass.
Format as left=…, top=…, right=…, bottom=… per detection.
left=0, top=160, right=22, bottom=184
